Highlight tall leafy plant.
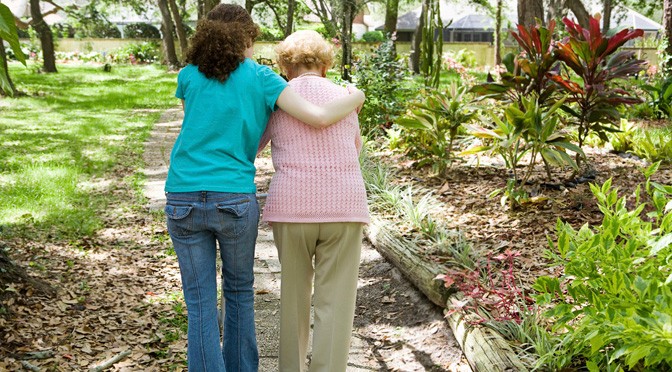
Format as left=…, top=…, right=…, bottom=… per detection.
left=533, top=162, right=672, bottom=370
left=397, top=82, right=476, bottom=173
left=463, top=95, right=582, bottom=207
left=551, top=16, right=646, bottom=164
left=419, top=0, right=443, bottom=88
left=0, top=3, right=27, bottom=96
left=470, top=19, right=560, bottom=108
left=354, top=37, right=410, bottom=138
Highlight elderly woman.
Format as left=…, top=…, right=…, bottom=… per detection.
left=258, top=30, right=369, bottom=372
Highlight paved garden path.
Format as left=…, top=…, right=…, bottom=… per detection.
left=142, top=108, right=468, bottom=371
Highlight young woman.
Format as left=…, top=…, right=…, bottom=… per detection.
left=258, top=30, right=369, bottom=371
left=164, top=6, right=364, bottom=372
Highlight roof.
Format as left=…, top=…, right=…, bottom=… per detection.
left=378, top=1, right=661, bottom=32
left=607, top=7, right=662, bottom=31
left=377, top=0, right=515, bottom=31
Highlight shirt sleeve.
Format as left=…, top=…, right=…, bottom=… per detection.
left=259, top=64, right=288, bottom=112
left=175, top=68, right=185, bottom=100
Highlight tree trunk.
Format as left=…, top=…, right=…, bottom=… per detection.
left=29, top=0, right=57, bottom=73
left=308, top=0, right=339, bottom=38
left=517, top=0, right=544, bottom=27
left=168, top=0, right=188, bottom=62
left=0, top=45, right=16, bottom=96
left=284, top=0, right=295, bottom=38
left=665, top=0, right=672, bottom=72
left=158, top=0, right=179, bottom=69
left=340, top=0, right=355, bottom=81
left=384, top=0, right=399, bottom=36
left=410, top=0, right=427, bottom=74
left=602, top=0, right=612, bottom=32
left=198, top=0, right=219, bottom=19
left=494, top=0, right=503, bottom=65
left=245, top=0, right=254, bottom=14
left=384, top=0, right=399, bottom=58
left=564, top=0, right=590, bottom=28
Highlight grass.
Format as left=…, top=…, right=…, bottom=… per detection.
left=0, top=62, right=178, bottom=239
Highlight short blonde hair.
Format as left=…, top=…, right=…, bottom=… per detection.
left=275, top=30, right=334, bottom=75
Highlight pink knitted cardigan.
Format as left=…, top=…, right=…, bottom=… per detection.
left=258, top=76, right=370, bottom=224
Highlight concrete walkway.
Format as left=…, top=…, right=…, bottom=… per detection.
left=142, top=108, right=380, bottom=371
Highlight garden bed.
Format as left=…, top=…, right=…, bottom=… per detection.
left=382, top=144, right=671, bottom=290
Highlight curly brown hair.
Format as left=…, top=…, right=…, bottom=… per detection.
left=186, top=4, right=260, bottom=82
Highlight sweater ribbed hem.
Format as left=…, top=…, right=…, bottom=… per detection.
left=262, top=216, right=370, bottom=224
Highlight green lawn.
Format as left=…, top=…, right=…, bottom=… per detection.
left=0, top=63, right=178, bottom=238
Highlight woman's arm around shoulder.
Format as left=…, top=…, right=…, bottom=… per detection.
left=275, top=85, right=365, bottom=129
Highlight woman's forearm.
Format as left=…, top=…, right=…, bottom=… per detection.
left=275, top=86, right=365, bottom=129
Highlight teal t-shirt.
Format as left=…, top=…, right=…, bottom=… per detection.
left=166, top=59, right=287, bottom=193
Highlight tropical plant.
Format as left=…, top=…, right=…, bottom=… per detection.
left=533, top=162, right=672, bottom=370
left=631, top=128, right=672, bottom=163
left=463, top=95, right=583, bottom=207
left=551, top=15, right=647, bottom=163
left=607, top=119, right=638, bottom=154
left=397, top=82, right=476, bottom=173
left=0, top=2, right=27, bottom=96
left=470, top=19, right=560, bottom=108
left=419, top=0, right=443, bottom=88
left=640, top=74, right=672, bottom=119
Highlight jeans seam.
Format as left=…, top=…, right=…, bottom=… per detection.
left=185, top=237, right=208, bottom=370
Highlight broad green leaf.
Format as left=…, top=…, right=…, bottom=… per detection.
left=648, top=233, right=672, bottom=256
left=0, top=4, right=26, bottom=65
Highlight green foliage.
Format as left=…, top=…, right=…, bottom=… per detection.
left=0, top=2, right=27, bottom=96
left=463, top=95, right=582, bottom=207
left=397, top=82, right=476, bottom=174
left=257, top=25, right=283, bottom=41
left=69, top=3, right=121, bottom=38
left=420, top=0, right=443, bottom=88
left=123, top=23, right=161, bottom=39
left=113, top=42, right=160, bottom=64
left=630, top=128, right=672, bottom=164
left=552, top=16, right=646, bottom=153
left=361, top=31, right=384, bottom=43
left=533, top=164, right=672, bottom=370
left=640, top=74, right=672, bottom=119
left=0, top=64, right=177, bottom=238
left=360, top=140, right=474, bottom=267
left=607, top=119, right=638, bottom=153
left=353, top=37, right=411, bottom=138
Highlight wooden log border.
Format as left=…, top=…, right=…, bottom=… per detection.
left=366, top=217, right=528, bottom=372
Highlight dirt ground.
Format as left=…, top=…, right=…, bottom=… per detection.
left=0, top=108, right=471, bottom=371
left=385, top=137, right=672, bottom=294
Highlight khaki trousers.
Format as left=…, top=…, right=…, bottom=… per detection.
left=272, top=222, right=363, bottom=372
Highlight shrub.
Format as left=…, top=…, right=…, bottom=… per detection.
left=123, top=23, right=161, bottom=39
left=257, top=25, right=283, bottom=41
left=52, top=23, right=75, bottom=38
left=533, top=163, right=672, bottom=370
left=112, top=42, right=159, bottom=64
left=361, top=31, right=384, bottom=43
left=353, top=37, right=411, bottom=138
left=397, top=82, right=477, bottom=174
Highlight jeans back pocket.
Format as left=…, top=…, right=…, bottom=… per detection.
left=165, top=204, right=194, bottom=237
left=216, top=196, right=254, bottom=238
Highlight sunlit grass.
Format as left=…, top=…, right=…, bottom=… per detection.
left=0, top=62, right=178, bottom=238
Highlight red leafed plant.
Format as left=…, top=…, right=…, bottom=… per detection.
left=437, top=249, right=534, bottom=324
left=551, top=15, right=647, bottom=164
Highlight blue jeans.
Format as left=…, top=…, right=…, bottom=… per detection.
left=165, top=191, right=259, bottom=372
